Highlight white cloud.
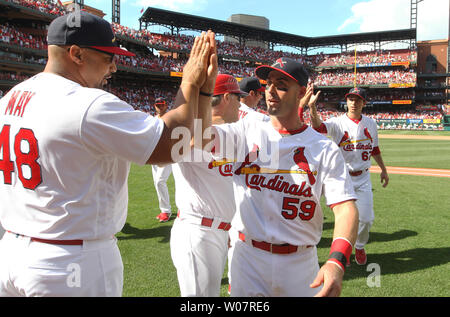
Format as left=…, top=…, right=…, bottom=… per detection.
left=417, top=0, right=449, bottom=40
left=134, top=0, right=207, bottom=11
left=338, top=0, right=448, bottom=41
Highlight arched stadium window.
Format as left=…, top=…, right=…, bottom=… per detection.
left=425, top=55, right=437, bottom=73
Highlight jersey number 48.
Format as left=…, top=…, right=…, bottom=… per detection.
left=0, top=125, right=42, bottom=190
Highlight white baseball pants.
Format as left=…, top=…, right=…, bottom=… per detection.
left=351, top=172, right=374, bottom=249
left=0, top=232, right=123, bottom=297
left=152, top=164, right=172, bottom=214
left=170, top=216, right=229, bottom=297
left=228, top=232, right=321, bottom=297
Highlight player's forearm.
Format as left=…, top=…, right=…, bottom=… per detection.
left=331, top=200, right=359, bottom=246
left=192, top=94, right=213, bottom=150
left=372, top=153, right=387, bottom=172
left=166, top=82, right=200, bottom=131
left=309, top=106, right=323, bottom=129
left=146, top=83, right=199, bottom=165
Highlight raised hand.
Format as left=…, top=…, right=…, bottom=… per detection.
left=200, top=31, right=218, bottom=95
left=181, top=32, right=212, bottom=89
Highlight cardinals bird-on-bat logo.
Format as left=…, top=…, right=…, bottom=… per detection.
left=293, top=147, right=316, bottom=185
left=338, top=131, right=350, bottom=147
left=363, top=128, right=373, bottom=143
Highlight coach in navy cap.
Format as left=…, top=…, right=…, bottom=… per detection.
left=47, top=10, right=135, bottom=57
left=238, top=77, right=265, bottom=111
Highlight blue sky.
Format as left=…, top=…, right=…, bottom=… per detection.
left=85, top=0, right=448, bottom=43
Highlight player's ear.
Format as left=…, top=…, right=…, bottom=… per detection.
left=67, top=45, right=84, bottom=65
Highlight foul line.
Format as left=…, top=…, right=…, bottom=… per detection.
left=370, top=166, right=450, bottom=178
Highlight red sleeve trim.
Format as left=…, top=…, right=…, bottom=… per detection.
left=371, top=146, right=381, bottom=156
left=313, top=123, right=327, bottom=134
left=328, top=199, right=356, bottom=210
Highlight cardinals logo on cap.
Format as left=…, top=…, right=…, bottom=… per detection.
left=274, top=58, right=285, bottom=68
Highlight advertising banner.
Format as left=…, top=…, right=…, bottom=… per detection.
left=392, top=100, right=413, bottom=105
left=376, top=119, right=442, bottom=130
left=389, top=83, right=416, bottom=88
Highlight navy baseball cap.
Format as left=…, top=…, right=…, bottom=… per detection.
left=239, top=77, right=265, bottom=93
left=255, top=57, right=309, bottom=87
left=47, top=11, right=135, bottom=57
left=154, top=97, right=166, bottom=106
left=345, top=87, right=367, bottom=102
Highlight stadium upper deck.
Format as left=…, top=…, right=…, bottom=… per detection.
left=0, top=0, right=447, bottom=126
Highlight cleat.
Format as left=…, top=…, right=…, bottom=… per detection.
left=355, top=248, right=367, bottom=265
left=156, top=212, right=170, bottom=223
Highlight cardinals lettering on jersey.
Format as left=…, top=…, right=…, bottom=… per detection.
left=208, top=159, right=234, bottom=177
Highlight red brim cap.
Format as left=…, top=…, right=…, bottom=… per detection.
left=256, top=65, right=299, bottom=84
left=90, top=45, right=135, bottom=57
left=345, top=92, right=366, bottom=102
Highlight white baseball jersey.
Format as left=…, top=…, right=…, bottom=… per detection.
left=0, top=72, right=163, bottom=241
left=213, top=119, right=356, bottom=246
left=170, top=147, right=236, bottom=296
left=319, top=114, right=380, bottom=174
left=172, top=148, right=235, bottom=221
left=238, top=102, right=270, bottom=122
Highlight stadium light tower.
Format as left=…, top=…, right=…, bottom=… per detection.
left=410, top=0, right=424, bottom=48
left=112, top=0, right=120, bottom=24
left=73, top=0, right=84, bottom=7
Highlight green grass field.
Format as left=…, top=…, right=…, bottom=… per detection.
left=118, top=131, right=450, bottom=297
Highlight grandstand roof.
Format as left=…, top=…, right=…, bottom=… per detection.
left=140, top=7, right=416, bottom=50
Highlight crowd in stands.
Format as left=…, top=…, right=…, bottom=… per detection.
left=0, top=0, right=445, bottom=130
left=0, top=23, right=47, bottom=50
left=4, top=0, right=65, bottom=16
left=0, top=1, right=417, bottom=69
left=0, top=71, right=30, bottom=82
left=106, top=83, right=179, bottom=116
left=317, top=50, right=416, bottom=67
left=312, top=69, right=416, bottom=86
left=111, top=23, right=417, bottom=68
left=301, top=107, right=444, bottom=130
left=0, top=49, right=47, bottom=65
left=1, top=22, right=418, bottom=85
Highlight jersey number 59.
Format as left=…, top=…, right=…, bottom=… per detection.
left=0, top=125, right=42, bottom=190
left=281, top=197, right=316, bottom=221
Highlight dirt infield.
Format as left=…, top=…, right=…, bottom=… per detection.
left=375, top=134, right=450, bottom=177
left=378, top=134, right=450, bottom=141
left=370, top=166, right=450, bottom=178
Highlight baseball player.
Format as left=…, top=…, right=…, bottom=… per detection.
left=0, top=11, right=217, bottom=296
left=205, top=58, right=359, bottom=297
left=152, top=97, right=173, bottom=223
left=307, top=86, right=389, bottom=265
left=170, top=74, right=245, bottom=297
left=238, top=77, right=270, bottom=122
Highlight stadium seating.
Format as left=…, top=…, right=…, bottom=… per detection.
left=0, top=0, right=445, bottom=127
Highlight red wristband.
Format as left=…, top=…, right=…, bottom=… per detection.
left=328, top=238, right=353, bottom=271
